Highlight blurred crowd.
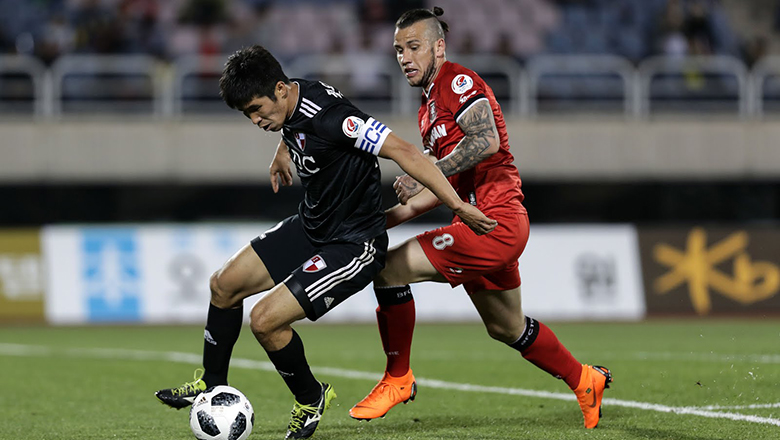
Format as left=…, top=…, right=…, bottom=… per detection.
left=0, top=0, right=775, bottom=66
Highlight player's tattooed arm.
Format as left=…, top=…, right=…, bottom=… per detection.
left=436, top=99, right=500, bottom=177
left=394, top=99, right=499, bottom=204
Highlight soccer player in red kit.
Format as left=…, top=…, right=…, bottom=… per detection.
left=348, top=7, right=612, bottom=429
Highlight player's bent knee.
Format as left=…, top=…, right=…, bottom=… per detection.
left=377, top=248, right=417, bottom=286
left=484, top=322, right=519, bottom=344
left=249, top=297, right=289, bottom=340
left=373, top=267, right=396, bottom=287
left=375, top=265, right=413, bottom=287
left=248, top=306, right=271, bottom=340
left=209, top=271, right=241, bottom=309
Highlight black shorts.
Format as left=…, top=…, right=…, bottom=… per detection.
left=250, top=215, right=388, bottom=321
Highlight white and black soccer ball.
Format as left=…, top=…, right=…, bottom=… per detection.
left=189, top=385, right=254, bottom=440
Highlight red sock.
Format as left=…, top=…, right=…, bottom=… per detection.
left=376, top=299, right=415, bottom=377
left=510, top=317, right=582, bottom=389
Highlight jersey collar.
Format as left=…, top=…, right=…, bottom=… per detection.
left=423, top=81, right=435, bottom=99
left=422, top=61, right=451, bottom=99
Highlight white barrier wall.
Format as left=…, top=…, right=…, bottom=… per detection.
left=519, top=224, right=645, bottom=320
left=43, top=223, right=645, bottom=324
left=4, top=119, right=780, bottom=182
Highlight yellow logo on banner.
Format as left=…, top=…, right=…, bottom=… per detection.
left=653, top=227, right=780, bottom=314
left=0, top=229, right=45, bottom=322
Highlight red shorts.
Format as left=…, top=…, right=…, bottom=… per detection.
left=417, top=212, right=529, bottom=294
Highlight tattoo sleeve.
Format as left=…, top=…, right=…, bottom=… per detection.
left=435, top=99, right=499, bottom=177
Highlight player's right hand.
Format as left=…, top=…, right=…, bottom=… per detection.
left=269, top=160, right=293, bottom=193
left=453, top=203, right=497, bottom=235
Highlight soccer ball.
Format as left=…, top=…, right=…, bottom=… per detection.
left=189, top=385, right=254, bottom=440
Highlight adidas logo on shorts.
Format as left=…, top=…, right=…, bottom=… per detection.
left=324, top=297, right=335, bottom=309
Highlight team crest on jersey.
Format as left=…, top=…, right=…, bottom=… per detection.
left=303, top=255, right=327, bottom=273
left=295, top=132, right=306, bottom=150
left=342, top=116, right=364, bottom=138
left=428, top=100, right=437, bottom=123
left=451, top=74, right=473, bottom=94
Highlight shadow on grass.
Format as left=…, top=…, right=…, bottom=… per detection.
left=617, top=427, right=733, bottom=440
left=319, top=413, right=566, bottom=440
left=198, top=410, right=747, bottom=440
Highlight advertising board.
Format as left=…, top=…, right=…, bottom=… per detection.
left=0, top=229, right=44, bottom=323
left=639, top=226, right=780, bottom=316
left=43, top=223, right=646, bottom=324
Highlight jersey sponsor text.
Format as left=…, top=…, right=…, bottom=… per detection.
left=425, top=124, right=447, bottom=149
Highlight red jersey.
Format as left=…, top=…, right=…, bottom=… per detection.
left=418, top=61, right=525, bottom=215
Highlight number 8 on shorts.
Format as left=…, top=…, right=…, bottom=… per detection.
left=432, top=233, right=454, bottom=250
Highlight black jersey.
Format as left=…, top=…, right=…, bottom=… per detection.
left=281, top=79, right=390, bottom=245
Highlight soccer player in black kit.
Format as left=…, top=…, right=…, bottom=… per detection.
left=155, top=45, right=497, bottom=439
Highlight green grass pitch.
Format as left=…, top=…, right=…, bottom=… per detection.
left=1, top=320, right=779, bottom=439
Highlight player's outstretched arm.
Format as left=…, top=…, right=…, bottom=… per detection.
left=393, top=100, right=500, bottom=203
left=379, top=133, right=497, bottom=235
left=392, top=151, right=436, bottom=204
left=269, top=138, right=293, bottom=193
left=437, top=99, right=500, bottom=177
left=385, top=187, right=439, bottom=229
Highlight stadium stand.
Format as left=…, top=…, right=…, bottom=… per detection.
left=1, top=0, right=779, bottom=226
left=3, top=0, right=776, bottom=117
left=0, top=1, right=757, bottom=63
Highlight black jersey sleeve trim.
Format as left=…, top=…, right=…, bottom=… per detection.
left=283, top=274, right=318, bottom=321
left=454, top=93, right=488, bottom=124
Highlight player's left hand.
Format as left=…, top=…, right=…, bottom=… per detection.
left=394, top=174, right=423, bottom=205
left=453, top=203, right=498, bottom=235
left=269, top=159, right=293, bottom=193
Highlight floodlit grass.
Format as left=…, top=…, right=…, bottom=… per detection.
left=2, top=320, right=779, bottom=439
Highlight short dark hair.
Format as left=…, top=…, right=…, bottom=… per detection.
left=219, top=45, right=289, bottom=110
left=395, top=6, right=449, bottom=37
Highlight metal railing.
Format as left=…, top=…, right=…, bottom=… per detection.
left=749, top=55, right=780, bottom=117
left=48, top=54, right=164, bottom=117
left=447, top=54, right=527, bottom=116
left=286, top=54, right=404, bottom=115
left=1, top=53, right=773, bottom=120
left=637, top=55, right=749, bottom=118
left=0, top=55, right=49, bottom=116
left=527, top=54, right=636, bottom=117
left=170, top=54, right=229, bottom=117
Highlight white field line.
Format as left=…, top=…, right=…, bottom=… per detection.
left=620, top=351, right=780, bottom=365
left=2, top=343, right=780, bottom=427
left=688, top=403, right=780, bottom=411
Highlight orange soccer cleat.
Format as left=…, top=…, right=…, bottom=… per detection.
left=573, top=364, right=613, bottom=429
left=349, top=370, right=417, bottom=420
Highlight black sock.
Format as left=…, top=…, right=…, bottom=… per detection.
left=374, top=285, right=413, bottom=306
left=266, top=329, right=321, bottom=404
left=508, top=316, right=540, bottom=352
left=201, top=303, right=244, bottom=387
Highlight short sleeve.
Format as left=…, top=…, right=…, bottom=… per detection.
left=441, top=73, right=487, bottom=123
left=314, top=103, right=392, bottom=156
